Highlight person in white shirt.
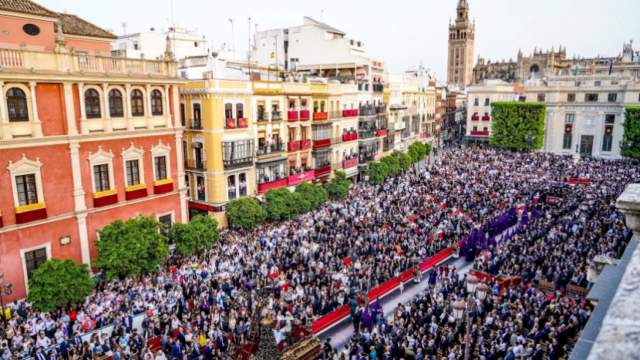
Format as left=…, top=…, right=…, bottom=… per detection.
left=36, top=334, right=51, bottom=349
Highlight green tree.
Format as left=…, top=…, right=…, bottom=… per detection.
left=408, top=142, right=422, bottom=164
left=296, top=181, right=328, bottom=209
left=27, top=258, right=94, bottom=311
left=368, top=161, right=389, bottom=185
left=226, top=197, right=268, bottom=229
left=265, top=188, right=299, bottom=220
left=424, top=143, right=432, bottom=157
left=392, top=151, right=412, bottom=170
left=489, top=102, right=546, bottom=149
left=170, top=215, right=220, bottom=257
left=622, top=107, right=640, bottom=159
left=380, top=156, right=400, bottom=177
left=327, top=170, right=352, bottom=198
left=93, top=214, right=170, bottom=280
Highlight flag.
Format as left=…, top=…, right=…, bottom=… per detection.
left=609, top=60, right=613, bottom=76
left=270, top=52, right=275, bottom=58
left=589, top=61, right=595, bottom=75
left=573, top=65, right=578, bottom=76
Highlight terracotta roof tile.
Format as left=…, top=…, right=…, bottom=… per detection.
left=0, top=0, right=57, bottom=17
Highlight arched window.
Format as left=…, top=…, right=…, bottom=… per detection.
left=236, top=103, right=244, bottom=118
left=108, top=89, right=124, bottom=117
left=85, top=89, right=101, bottom=118
left=131, top=89, right=144, bottom=117
left=6, top=88, right=28, bottom=122
left=151, top=89, right=163, bottom=116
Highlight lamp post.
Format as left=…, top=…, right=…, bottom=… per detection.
left=452, top=275, right=488, bottom=360
left=619, top=140, right=632, bottom=165
left=524, top=130, right=536, bottom=153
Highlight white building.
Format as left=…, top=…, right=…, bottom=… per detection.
left=465, top=79, right=521, bottom=145
left=111, top=27, right=208, bottom=60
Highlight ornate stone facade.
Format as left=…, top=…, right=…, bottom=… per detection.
left=447, top=0, right=475, bottom=90
left=473, top=46, right=571, bottom=84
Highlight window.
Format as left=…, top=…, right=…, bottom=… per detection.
left=537, top=94, right=546, bottom=102
left=585, top=94, right=598, bottom=102
left=474, top=98, right=479, bottom=106
left=608, top=93, right=617, bottom=102
left=109, top=89, right=124, bottom=117
left=565, top=114, right=575, bottom=123
left=125, top=160, right=140, bottom=186
left=225, top=103, right=233, bottom=119
left=22, top=24, right=40, bottom=36
left=151, top=90, right=163, bottom=115
left=25, top=248, right=47, bottom=280
left=484, top=98, right=490, bottom=106
left=567, top=93, right=576, bottom=102
left=155, top=156, right=167, bottom=181
left=575, top=82, right=581, bottom=87
left=596, top=71, right=601, bottom=75
left=562, top=134, right=572, bottom=149
left=6, top=87, right=28, bottom=121
left=158, top=214, right=172, bottom=237
left=602, top=136, right=612, bottom=152
left=236, top=103, right=244, bottom=119
left=93, top=164, right=110, bottom=192
left=194, top=42, right=198, bottom=47
left=257, top=159, right=287, bottom=184
left=222, top=140, right=254, bottom=162
left=604, top=114, right=615, bottom=124
left=595, top=81, right=601, bottom=87
left=16, top=174, right=38, bottom=206
left=484, top=112, right=489, bottom=117
left=85, top=89, right=101, bottom=118
left=131, top=89, right=144, bottom=116
left=483, top=126, right=488, bottom=132
left=472, top=126, right=477, bottom=131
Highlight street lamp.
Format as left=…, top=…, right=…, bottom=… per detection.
left=619, top=140, right=632, bottom=165
left=524, top=131, right=536, bottom=153
left=451, top=275, right=483, bottom=360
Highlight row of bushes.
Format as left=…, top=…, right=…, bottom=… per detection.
left=369, top=142, right=432, bottom=184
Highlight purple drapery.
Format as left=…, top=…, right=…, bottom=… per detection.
left=360, top=302, right=373, bottom=332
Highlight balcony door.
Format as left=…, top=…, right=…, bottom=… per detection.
left=580, top=135, right=594, bottom=156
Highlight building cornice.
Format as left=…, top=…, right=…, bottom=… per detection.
left=0, top=72, right=186, bottom=85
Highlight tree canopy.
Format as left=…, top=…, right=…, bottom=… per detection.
left=368, top=161, right=389, bottom=185
left=226, top=197, right=267, bottom=229
left=622, top=107, right=640, bottom=159
left=327, top=170, right=351, bottom=199
left=295, top=181, right=328, bottom=210
left=488, top=102, right=546, bottom=149
left=380, top=156, right=400, bottom=177
left=169, top=215, right=220, bottom=257
left=27, top=258, right=94, bottom=311
left=391, top=151, right=412, bottom=170
left=93, top=214, right=169, bottom=280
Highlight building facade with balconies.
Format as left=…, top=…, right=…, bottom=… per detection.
left=181, top=80, right=254, bottom=226
left=466, top=79, right=519, bottom=145
left=0, top=0, right=187, bottom=300
left=283, top=82, right=314, bottom=188
left=326, top=83, right=360, bottom=179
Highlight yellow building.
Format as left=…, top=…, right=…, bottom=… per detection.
left=181, top=80, right=254, bottom=227
left=328, top=83, right=360, bottom=179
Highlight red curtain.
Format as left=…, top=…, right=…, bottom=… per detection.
left=125, top=188, right=148, bottom=201
left=155, top=182, right=174, bottom=195
left=94, top=193, right=118, bottom=208
left=16, top=208, right=47, bottom=224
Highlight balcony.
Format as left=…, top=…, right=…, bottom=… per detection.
left=256, top=111, right=270, bottom=123
left=257, top=177, right=288, bottom=194
left=375, top=106, right=386, bottom=114
left=331, top=137, right=342, bottom=145
left=373, top=84, right=384, bottom=93
left=342, top=158, right=358, bottom=169
left=358, top=129, right=376, bottom=139
left=223, top=157, right=253, bottom=170
left=481, top=116, right=491, bottom=121
left=313, top=112, right=328, bottom=121
left=359, top=154, right=375, bottom=163
left=288, top=170, right=315, bottom=186
left=14, top=202, right=48, bottom=225
left=314, top=164, right=332, bottom=178
left=331, top=162, right=342, bottom=170
left=189, top=119, right=203, bottom=130
left=313, top=139, right=331, bottom=149
left=343, top=109, right=358, bottom=117
left=328, top=111, right=342, bottom=119
left=471, top=116, right=480, bottom=121
left=256, top=142, right=285, bottom=156
left=196, top=191, right=206, bottom=201
left=185, top=159, right=206, bottom=171
left=288, top=140, right=301, bottom=152
left=272, top=111, right=283, bottom=121
left=301, top=139, right=311, bottom=150
left=383, top=141, right=392, bottom=152
left=359, top=108, right=376, bottom=116
left=228, top=189, right=237, bottom=200
left=226, top=118, right=248, bottom=129
left=470, top=131, right=489, bottom=136
left=300, top=110, right=311, bottom=121
left=375, top=129, right=388, bottom=137
left=288, top=111, right=299, bottom=122
left=342, top=133, right=358, bottom=142
left=357, top=83, right=370, bottom=91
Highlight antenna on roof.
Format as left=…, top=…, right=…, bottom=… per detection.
left=321, top=10, right=324, bottom=22
left=121, top=22, right=127, bottom=36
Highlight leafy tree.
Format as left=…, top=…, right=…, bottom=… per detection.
left=424, top=143, right=433, bottom=157
left=296, top=181, right=328, bottom=209
left=327, top=170, right=351, bottom=199
left=368, top=161, right=389, bottom=185
left=27, top=258, right=94, bottom=311
left=170, top=215, right=219, bottom=257
left=489, top=102, right=546, bottom=149
left=622, top=107, right=640, bottom=159
left=408, top=143, right=421, bottom=164
left=265, top=188, right=299, bottom=220
left=93, top=214, right=170, bottom=280
left=392, top=151, right=412, bottom=170
left=226, top=197, right=268, bottom=229
left=380, top=156, right=400, bottom=177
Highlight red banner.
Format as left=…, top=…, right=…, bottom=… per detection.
left=288, top=170, right=315, bottom=186
left=226, top=118, right=236, bottom=129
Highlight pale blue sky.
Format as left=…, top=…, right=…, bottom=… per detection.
left=40, top=0, right=639, bottom=80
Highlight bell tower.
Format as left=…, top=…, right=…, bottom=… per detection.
left=447, top=0, right=475, bottom=89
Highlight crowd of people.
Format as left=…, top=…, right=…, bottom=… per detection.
left=0, top=148, right=635, bottom=360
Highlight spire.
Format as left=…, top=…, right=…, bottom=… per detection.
left=534, top=46, right=537, bottom=54
left=164, top=35, right=174, bottom=61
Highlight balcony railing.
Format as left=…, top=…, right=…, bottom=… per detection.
left=331, top=162, right=342, bottom=170
left=359, top=108, right=376, bottom=116
left=313, top=112, right=328, bottom=121
left=358, top=129, right=376, bottom=139
left=359, top=154, right=375, bottom=163
left=228, top=189, right=237, bottom=200
left=375, top=129, right=388, bottom=137
left=383, top=141, right=392, bottom=151
left=239, top=186, right=247, bottom=197
left=343, top=109, right=358, bottom=117
left=357, top=84, right=370, bottom=91
left=256, top=111, right=270, bottom=122
left=300, top=110, right=311, bottom=121
left=288, top=140, right=301, bottom=152
left=256, top=142, right=285, bottom=156
left=470, top=131, right=489, bottom=136
left=481, top=116, right=491, bottom=121
left=342, top=133, right=358, bottom=142
left=342, top=158, right=358, bottom=169
left=257, top=176, right=288, bottom=194
left=471, top=116, right=480, bottom=121
left=189, top=119, right=202, bottom=130
left=301, top=139, right=311, bottom=150
left=314, top=164, right=332, bottom=177
left=288, top=110, right=299, bottom=122
left=272, top=111, right=283, bottom=121
left=331, top=137, right=342, bottom=145
left=288, top=170, right=315, bottom=186
left=313, top=139, right=331, bottom=149
left=375, top=106, right=386, bottom=114
left=328, top=111, right=342, bottom=119
left=226, top=118, right=248, bottom=129
left=223, top=157, right=254, bottom=170
left=197, top=191, right=206, bottom=201
left=185, top=159, right=206, bottom=171
left=373, top=84, right=384, bottom=93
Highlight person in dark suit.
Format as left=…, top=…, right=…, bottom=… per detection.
left=171, top=339, right=182, bottom=359
left=532, top=344, right=544, bottom=360
left=504, top=347, right=516, bottom=360
left=112, top=349, right=123, bottom=360
left=59, top=337, right=69, bottom=360
left=176, top=329, right=186, bottom=347
left=160, top=334, right=170, bottom=355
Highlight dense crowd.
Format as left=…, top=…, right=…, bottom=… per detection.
left=0, top=149, right=635, bottom=360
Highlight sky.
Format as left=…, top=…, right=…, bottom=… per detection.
left=39, top=0, right=640, bottom=81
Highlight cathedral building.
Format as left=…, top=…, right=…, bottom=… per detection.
left=447, top=0, right=475, bottom=90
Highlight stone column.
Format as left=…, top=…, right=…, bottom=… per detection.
left=175, top=133, right=185, bottom=189
left=77, top=83, right=88, bottom=134
left=63, top=83, right=79, bottom=135
left=102, top=84, right=112, bottom=132
left=125, top=84, right=134, bottom=130
left=29, top=82, right=43, bottom=137
left=165, top=85, right=173, bottom=128
left=76, top=213, right=92, bottom=266
left=0, top=81, right=11, bottom=138
left=587, top=184, right=640, bottom=359
left=146, top=84, right=154, bottom=129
